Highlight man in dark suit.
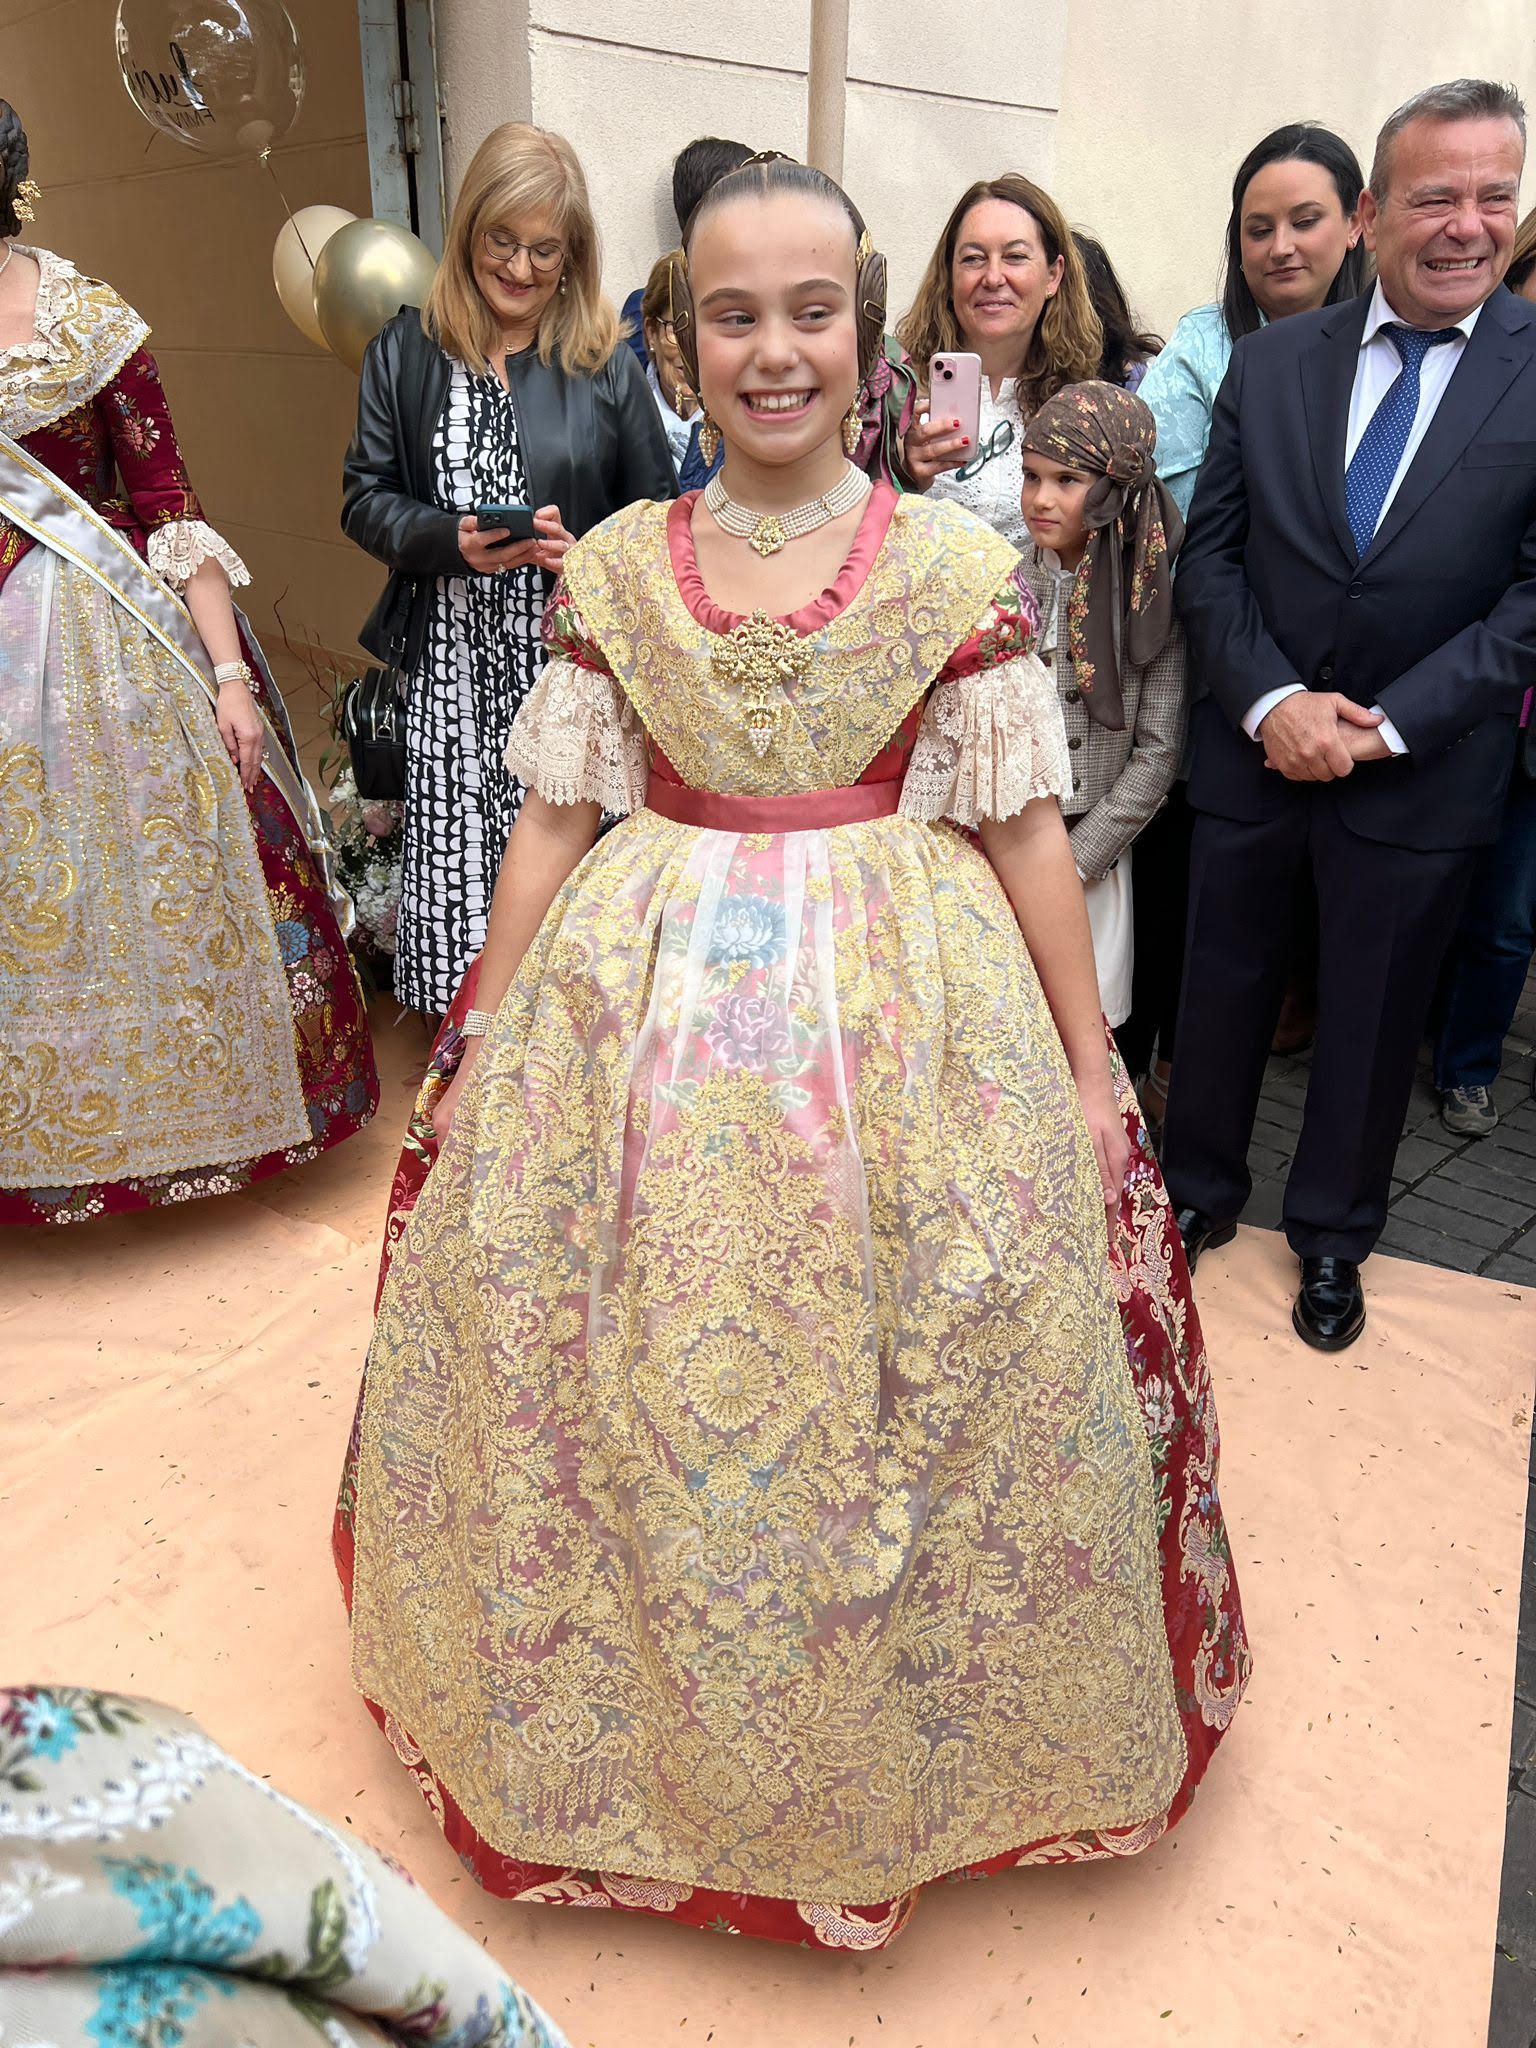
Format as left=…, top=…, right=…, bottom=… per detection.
left=1163, top=78, right=1536, bottom=1349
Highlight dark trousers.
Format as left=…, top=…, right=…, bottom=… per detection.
left=1432, top=769, right=1536, bottom=1091
left=1162, top=794, right=1475, bottom=1263
left=1116, top=782, right=1195, bottom=1078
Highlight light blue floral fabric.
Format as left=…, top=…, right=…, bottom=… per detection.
left=1135, top=302, right=1235, bottom=522
left=0, top=1688, right=569, bottom=2048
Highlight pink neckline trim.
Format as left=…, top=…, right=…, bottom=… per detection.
left=667, top=482, right=899, bottom=635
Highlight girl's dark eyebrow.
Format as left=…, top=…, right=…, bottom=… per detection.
left=697, top=276, right=849, bottom=311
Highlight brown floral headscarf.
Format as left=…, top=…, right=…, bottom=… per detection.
left=1020, top=380, right=1184, bottom=731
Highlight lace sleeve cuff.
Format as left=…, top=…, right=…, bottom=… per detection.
left=146, top=519, right=251, bottom=590
left=505, top=656, right=647, bottom=813
left=898, top=652, right=1072, bottom=826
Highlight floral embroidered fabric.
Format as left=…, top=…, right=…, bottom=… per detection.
left=0, top=1685, right=569, bottom=2047
left=338, top=491, right=1249, bottom=1946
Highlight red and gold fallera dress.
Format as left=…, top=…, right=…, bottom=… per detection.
left=0, top=248, right=376, bottom=1224
left=335, top=485, right=1249, bottom=1948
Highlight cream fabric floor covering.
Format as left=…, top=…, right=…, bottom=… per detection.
left=4, top=1008, right=1532, bottom=2047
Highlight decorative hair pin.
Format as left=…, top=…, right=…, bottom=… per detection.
left=13, top=177, right=39, bottom=223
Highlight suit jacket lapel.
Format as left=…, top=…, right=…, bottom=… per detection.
left=1300, top=296, right=1370, bottom=565
left=1366, top=291, right=1532, bottom=563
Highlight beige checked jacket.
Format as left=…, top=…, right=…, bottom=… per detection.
left=1022, top=552, right=1190, bottom=882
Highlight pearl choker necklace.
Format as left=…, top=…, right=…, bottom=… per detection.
left=704, top=463, right=871, bottom=557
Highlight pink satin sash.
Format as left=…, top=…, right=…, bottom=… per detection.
left=644, top=775, right=904, bottom=833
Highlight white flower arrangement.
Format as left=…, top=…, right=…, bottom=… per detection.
left=326, top=764, right=404, bottom=965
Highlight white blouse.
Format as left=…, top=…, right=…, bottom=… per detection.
left=925, top=375, right=1031, bottom=551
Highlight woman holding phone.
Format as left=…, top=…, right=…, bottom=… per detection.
left=896, top=174, right=1101, bottom=544
left=342, top=121, right=675, bottom=1018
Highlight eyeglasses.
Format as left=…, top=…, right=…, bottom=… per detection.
left=649, top=317, right=678, bottom=342
left=955, top=418, right=1015, bottom=483
left=481, top=229, right=566, bottom=274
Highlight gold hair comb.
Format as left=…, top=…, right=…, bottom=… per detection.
left=13, top=177, right=39, bottom=224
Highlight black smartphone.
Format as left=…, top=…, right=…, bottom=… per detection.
left=474, top=502, right=538, bottom=543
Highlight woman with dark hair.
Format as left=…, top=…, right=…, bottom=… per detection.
left=896, top=174, right=1103, bottom=542
left=338, top=152, right=1246, bottom=1949
left=1073, top=232, right=1163, bottom=391
left=1122, top=122, right=1368, bottom=1124
left=1138, top=122, right=1368, bottom=521
left=0, top=99, right=377, bottom=1224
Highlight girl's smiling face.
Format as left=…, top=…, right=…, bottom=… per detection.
left=688, top=189, right=861, bottom=471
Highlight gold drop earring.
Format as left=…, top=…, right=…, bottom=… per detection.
left=698, top=411, right=721, bottom=465
left=842, top=399, right=862, bottom=458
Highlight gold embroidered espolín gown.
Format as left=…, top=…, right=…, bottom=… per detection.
left=337, top=483, right=1249, bottom=1949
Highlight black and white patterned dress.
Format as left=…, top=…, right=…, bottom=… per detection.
left=397, top=359, right=544, bottom=1015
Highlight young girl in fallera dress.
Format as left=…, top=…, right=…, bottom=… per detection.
left=336, top=157, right=1248, bottom=1949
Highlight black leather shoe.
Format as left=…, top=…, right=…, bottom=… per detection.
left=1174, top=1207, right=1237, bottom=1273
left=1292, top=1256, right=1366, bottom=1351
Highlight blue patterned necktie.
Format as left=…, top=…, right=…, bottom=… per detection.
left=1343, top=322, right=1460, bottom=554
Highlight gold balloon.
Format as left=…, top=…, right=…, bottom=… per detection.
left=272, top=205, right=356, bottom=346
left=313, top=219, right=437, bottom=374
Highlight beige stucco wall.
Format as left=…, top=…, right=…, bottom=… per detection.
left=439, top=0, right=1534, bottom=346
left=1054, top=0, right=1536, bottom=341
left=441, top=0, right=1067, bottom=316
left=0, top=0, right=377, bottom=657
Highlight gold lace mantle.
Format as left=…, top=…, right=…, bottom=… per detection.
left=559, top=494, right=1022, bottom=795
left=0, top=247, right=149, bottom=438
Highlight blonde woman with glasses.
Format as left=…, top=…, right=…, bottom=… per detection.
left=342, top=121, right=675, bottom=1019
left=897, top=174, right=1102, bottom=548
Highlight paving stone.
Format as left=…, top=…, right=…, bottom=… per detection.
left=1441, top=1152, right=1536, bottom=1202
left=1255, top=1093, right=1305, bottom=1134
left=1484, top=1122, right=1536, bottom=1164
left=1484, top=1254, right=1536, bottom=1288
left=1240, top=1181, right=1285, bottom=1231
left=1411, top=1173, right=1533, bottom=1232
left=1500, top=1794, right=1536, bottom=1968
left=1495, top=1072, right=1536, bottom=1112
left=1245, top=1141, right=1291, bottom=1180
left=1391, top=1191, right=1512, bottom=1251
left=1375, top=1215, right=1485, bottom=1273
left=1392, top=1133, right=1457, bottom=1185
left=1251, top=1116, right=1299, bottom=1159
left=1487, top=1947, right=1536, bottom=2048
left=1515, top=1699, right=1536, bottom=1776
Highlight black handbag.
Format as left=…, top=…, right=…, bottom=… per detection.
left=342, top=664, right=406, bottom=801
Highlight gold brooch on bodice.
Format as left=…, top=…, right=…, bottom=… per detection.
left=710, top=612, right=808, bottom=758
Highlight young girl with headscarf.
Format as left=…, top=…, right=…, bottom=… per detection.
left=1019, top=381, right=1188, bottom=1028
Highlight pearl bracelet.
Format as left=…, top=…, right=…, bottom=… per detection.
left=214, top=660, right=254, bottom=685
left=460, top=1008, right=497, bottom=1038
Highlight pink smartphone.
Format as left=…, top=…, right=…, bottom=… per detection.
left=928, top=350, right=983, bottom=450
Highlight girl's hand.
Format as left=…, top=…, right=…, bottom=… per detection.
left=216, top=677, right=264, bottom=790
left=903, top=402, right=972, bottom=489
left=431, top=1035, right=482, bottom=1146
left=1078, top=1077, right=1131, bottom=1214
left=532, top=504, right=575, bottom=576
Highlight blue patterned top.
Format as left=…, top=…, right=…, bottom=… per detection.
left=1136, top=302, right=1237, bottom=521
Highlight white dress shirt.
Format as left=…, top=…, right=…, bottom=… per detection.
left=1243, top=282, right=1484, bottom=753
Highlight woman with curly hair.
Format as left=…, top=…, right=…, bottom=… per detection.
left=0, top=98, right=377, bottom=1225
left=896, top=173, right=1102, bottom=544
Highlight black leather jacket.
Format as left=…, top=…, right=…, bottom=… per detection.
left=341, top=308, right=677, bottom=671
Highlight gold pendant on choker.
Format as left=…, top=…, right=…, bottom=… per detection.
left=749, top=516, right=786, bottom=557
left=711, top=611, right=807, bottom=758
